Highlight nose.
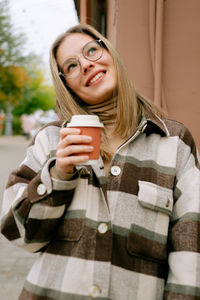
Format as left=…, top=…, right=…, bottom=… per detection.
left=83, top=64, right=94, bottom=73
left=79, top=57, right=94, bottom=74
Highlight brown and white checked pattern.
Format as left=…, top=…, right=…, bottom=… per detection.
left=1, top=108, right=200, bottom=300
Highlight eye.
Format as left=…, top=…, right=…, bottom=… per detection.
left=63, top=60, right=79, bottom=75
left=87, top=46, right=98, bottom=57
left=83, top=41, right=102, bottom=61
left=68, top=63, right=78, bottom=72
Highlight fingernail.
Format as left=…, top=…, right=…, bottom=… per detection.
left=82, top=156, right=89, bottom=160
left=73, top=129, right=80, bottom=133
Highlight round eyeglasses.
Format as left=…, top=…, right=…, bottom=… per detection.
left=58, top=39, right=103, bottom=79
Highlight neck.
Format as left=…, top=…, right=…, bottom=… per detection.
left=86, top=96, right=117, bottom=126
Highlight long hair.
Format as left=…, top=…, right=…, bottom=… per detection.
left=50, top=23, right=164, bottom=159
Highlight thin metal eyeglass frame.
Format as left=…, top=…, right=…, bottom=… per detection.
left=58, top=39, right=103, bottom=79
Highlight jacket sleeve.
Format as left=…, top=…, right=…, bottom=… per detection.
left=164, top=127, right=200, bottom=299
left=0, top=126, right=79, bottom=253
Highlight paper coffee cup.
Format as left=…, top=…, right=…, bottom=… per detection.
left=67, top=115, right=104, bottom=160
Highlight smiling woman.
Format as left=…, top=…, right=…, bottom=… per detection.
left=1, top=23, right=200, bottom=300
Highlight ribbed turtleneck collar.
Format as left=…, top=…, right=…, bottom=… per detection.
left=86, top=96, right=117, bottom=126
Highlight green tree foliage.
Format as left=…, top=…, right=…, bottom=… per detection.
left=13, top=69, right=56, bottom=116
left=0, top=0, right=27, bottom=67
left=0, top=0, right=56, bottom=119
left=0, top=65, right=30, bottom=108
left=0, top=0, right=30, bottom=112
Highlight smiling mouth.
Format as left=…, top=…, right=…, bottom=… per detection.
left=87, top=71, right=106, bottom=86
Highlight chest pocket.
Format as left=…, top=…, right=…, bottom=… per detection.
left=127, top=181, right=173, bottom=262
left=138, top=181, right=173, bottom=215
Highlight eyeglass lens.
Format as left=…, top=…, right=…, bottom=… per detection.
left=61, top=40, right=103, bottom=79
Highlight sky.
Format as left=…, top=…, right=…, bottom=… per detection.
left=7, top=0, right=79, bottom=77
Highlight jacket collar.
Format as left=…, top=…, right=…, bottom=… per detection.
left=142, top=105, right=170, bottom=137
left=60, top=102, right=170, bottom=137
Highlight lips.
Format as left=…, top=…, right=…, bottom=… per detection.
left=86, top=71, right=106, bottom=86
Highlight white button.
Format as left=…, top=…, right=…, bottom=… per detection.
left=98, top=223, right=108, bottom=234
left=37, top=184, right=46, bottom=195
left=89, top=285, right=101, bottom=298
left=111, top=165, right=121, bottom=176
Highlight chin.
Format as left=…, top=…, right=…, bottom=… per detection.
left=86, top=98, right=106, bottom=106
left=81, top=87, right=116, bottom=105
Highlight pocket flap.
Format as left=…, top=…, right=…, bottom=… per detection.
left=138, top=181, right=173, bottom=216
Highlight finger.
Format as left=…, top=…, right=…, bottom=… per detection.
left=58, top=134, right=92, bottom=149
left=57, top=145, right=93, bottom=158
left=57, top=155, right=90, bottom=170
left=60, top=128, right=80, bottom=140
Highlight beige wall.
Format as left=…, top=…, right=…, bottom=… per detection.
left=108, top=0, right=155, bottom=100
left=78, top=0, right=200, bottom=149
left=163, top=0, right=200, bottom=146
left=107, top=0, right=200, bottom=149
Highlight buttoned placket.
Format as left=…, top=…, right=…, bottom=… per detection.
left=86, top=120, right=148, bottom=298
left=107, top=120, right=147, bottom=185
left=85, top=160, right=111, bottom=298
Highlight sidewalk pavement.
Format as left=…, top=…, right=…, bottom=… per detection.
left=0, top=135, right=30, bottom=145
left=0, top=135, right=37, bottom=300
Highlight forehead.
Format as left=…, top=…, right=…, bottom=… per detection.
left=57, top=33, right=95, bottom=65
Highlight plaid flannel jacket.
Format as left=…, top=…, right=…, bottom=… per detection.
left=1, top=108, right=200, bottom=300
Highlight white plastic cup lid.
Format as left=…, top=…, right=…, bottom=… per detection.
left=67, top=115, right=104, bottom=128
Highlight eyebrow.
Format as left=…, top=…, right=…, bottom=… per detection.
left=60, top=58, right=77, bottom=72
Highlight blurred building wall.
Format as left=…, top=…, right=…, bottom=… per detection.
left=76, top=0, right=200, bottom=149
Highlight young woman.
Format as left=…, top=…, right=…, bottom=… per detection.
left=1, top=24, right=200, bottom=300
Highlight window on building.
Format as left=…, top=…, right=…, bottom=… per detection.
left=74, top=0, right=107, bottom=36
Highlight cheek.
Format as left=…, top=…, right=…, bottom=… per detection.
left=66, top=77, right=81, bottom=91
left=106, top=57, right=117, bottom=80
left=109, top=63, right=117, bottom=86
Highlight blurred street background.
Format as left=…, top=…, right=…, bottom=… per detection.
left=0, top=1, right=78, bottom=298
left=0, top=136, right=37, bottom=300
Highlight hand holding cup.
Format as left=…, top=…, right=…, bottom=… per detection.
left=53, top=115, right=104, bottom=177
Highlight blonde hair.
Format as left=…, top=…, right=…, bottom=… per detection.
left=50, top=23, right=164, bottom=159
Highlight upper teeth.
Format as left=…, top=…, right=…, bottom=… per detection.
left=89, top=72, right=103, bottom=85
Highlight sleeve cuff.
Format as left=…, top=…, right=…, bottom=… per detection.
left=51, top=171, right=80, bottom=191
